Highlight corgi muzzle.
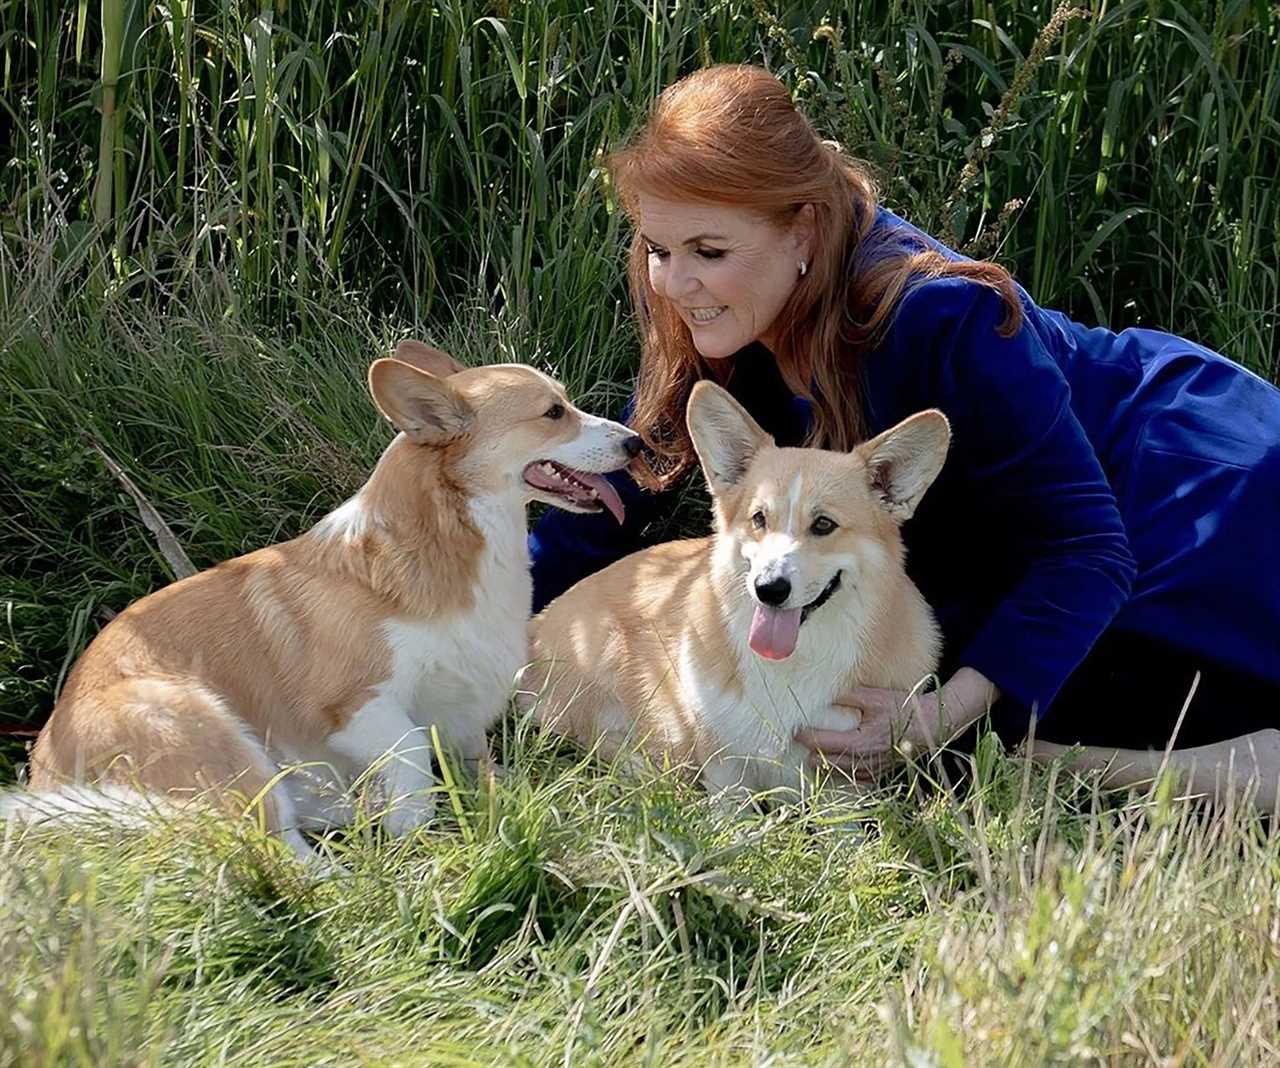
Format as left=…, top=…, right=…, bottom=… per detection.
left=523, top=459, right=628, bottom=523
left=747, top=570, right=843, bottom=661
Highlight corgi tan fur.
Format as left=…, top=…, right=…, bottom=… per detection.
left=14, top=342, right=640, bottom=861
left=526, top=381, right=948, bottom=806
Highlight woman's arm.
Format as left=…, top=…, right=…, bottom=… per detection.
left=906, top=279, right=1137, bottom=717
left=800, top=279, right=1136, bottom=768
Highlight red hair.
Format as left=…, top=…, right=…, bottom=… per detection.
left=609, top=64, right=1021, bottom=489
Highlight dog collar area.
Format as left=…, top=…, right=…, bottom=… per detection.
left=800, top=571, right=843, bottom=624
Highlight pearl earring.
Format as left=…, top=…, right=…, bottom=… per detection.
left=798, top=260, right=808, bottom=277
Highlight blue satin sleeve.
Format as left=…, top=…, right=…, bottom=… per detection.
left=897, top=280, right=1139, bottom=715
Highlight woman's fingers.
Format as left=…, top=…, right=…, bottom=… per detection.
left=835, top=686, right=902, bottom=713
left=809, top=748, right=894, bottom=781
left=800, top=682, right=962, bottom=781
left=795, top=727, right=860, bottom=754
left=795, top=689, right=927, bottom=788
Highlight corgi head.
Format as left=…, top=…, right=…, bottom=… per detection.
left=686, top=381, right=949, bottom=661
left=368, top=341, right=641, bottom=521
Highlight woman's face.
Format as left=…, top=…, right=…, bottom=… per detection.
left=638, top=195, right=813, bottom=360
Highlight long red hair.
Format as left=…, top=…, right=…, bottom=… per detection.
left=609, top=64, right=1021, bottom=489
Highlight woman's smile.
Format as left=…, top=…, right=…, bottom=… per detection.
left=639, top=194, right=812, bottom=359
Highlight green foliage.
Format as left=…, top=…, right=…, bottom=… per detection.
left=2, top=735, right=1277, bottom=1064
left=1, top=1, right=1276, bottom=366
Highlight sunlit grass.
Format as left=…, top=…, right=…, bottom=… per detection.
left=2, top=722, right=1276, bottom=1065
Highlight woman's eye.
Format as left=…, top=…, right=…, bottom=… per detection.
left=696, top=248, right=725, bottom=260
left=544, top=403, right=565, bottom=420
left=810, top=516, right=838, bottom=536
left=645, top=245, right=668, bottom=259
left=751, top=510, right=767, bottom=530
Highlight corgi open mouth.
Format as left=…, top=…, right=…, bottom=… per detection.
left=524, top=461, right=626, bottom=524
left=748, top=571, right=842, bottom=661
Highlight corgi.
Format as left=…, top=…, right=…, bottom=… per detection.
left=11, top=341, right=640, bottom=862
left=524, top=381, right=948, bottom=808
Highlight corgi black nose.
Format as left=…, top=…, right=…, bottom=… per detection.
left=622, top=435, right=644, bottom=458
left=754, top=576, right=791, bottom=606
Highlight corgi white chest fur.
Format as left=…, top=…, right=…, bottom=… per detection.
left=677, top=545, right=868, bottom=795
left=372, top=492, right=531, bottom=719
left=281, top=490, right=530, bottom=829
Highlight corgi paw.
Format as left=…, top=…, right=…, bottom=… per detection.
left=470, top=756, right=508, bottom=784
left=382, top=794, right=435, bottom=838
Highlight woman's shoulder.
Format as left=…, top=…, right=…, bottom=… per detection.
left=868, top=207, right=965, bottom=263
left=863, top=209, right=1019, bottom=320
left=890, top=275, right=1023, bottom=348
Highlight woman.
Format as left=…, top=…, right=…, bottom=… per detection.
left=529, top=65, right=1280, bottom=811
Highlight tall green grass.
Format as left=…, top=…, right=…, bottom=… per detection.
left=1, top=726, right=1277, bottom=1065
left=2, top=1, right=1277, bottom=368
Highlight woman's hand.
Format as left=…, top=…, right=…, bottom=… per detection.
left=796, top=668, right=999, bottom=780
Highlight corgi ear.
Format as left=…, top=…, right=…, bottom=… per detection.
left=686, top=381, right=772, bottom=495
left=393, top=339, right=467, bottom=378
left=368, top=358, right=475, bottom=444
left=857, top=409, right=950, bottom=521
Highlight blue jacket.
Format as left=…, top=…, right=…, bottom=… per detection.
left=530, top=211, right=1280, bottom=719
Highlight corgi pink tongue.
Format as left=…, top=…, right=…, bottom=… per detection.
left=524, top=464, right=626, bottom=525
left=572, top=471, right=626, bottom=525
left=749, top=604, right=802, bottom=660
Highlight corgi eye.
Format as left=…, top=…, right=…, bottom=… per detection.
left=751, top=510, right=767, bottom=530
left=810, top=516, right=838, bottom=536
left=544, top=403, right=566, bottom=420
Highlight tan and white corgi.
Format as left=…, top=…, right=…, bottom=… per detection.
left=525, top=381, right=948, bottom=807
left=10, top=341, right=640, bottom=862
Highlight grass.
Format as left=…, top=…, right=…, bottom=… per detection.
left=2, top=1, right=1276, bottom=362
left=2, top=0, right=1280, bottom=1062
left=3, top=722, right=1278, bottom=1066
